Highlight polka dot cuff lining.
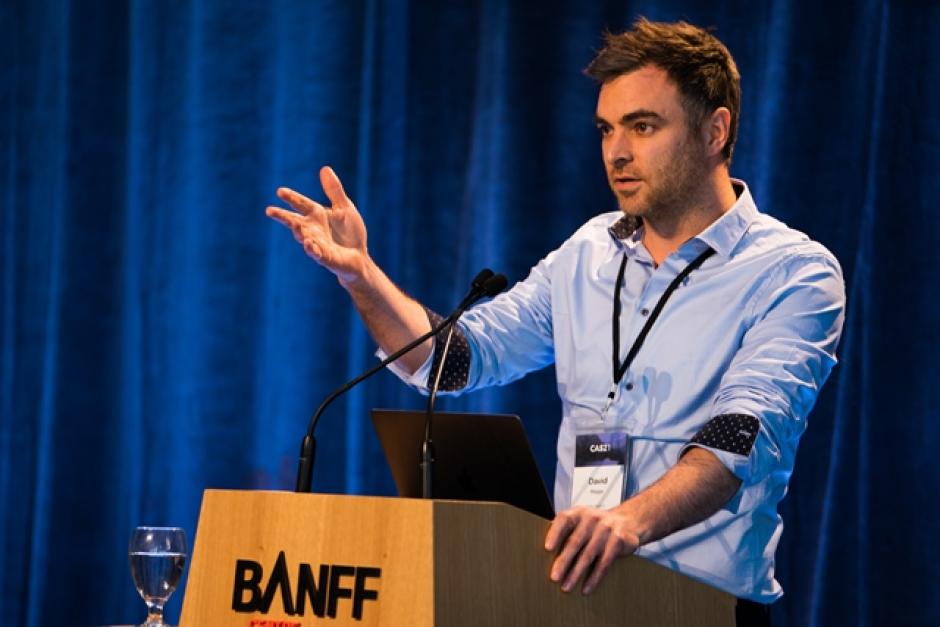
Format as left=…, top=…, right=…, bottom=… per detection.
left=425, top=308, right=471, bottom=391
left=689, top=414, right=760, bottom=456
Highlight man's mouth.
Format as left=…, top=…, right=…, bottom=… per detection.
left=612, top=176, right=642, bottom=190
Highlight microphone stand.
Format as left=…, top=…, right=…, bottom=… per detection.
left=419, top=324, right=457, bottom=498
left=294, top=270, right=497, bottom=493
left=419, top=273, right=507, bottom=499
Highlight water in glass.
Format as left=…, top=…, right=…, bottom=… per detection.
left=129, top=527, right=187, bottom=627
left=129, top=551, right=185, bottom=603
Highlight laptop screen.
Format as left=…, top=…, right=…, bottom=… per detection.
left=370, top=409, right=555, bottom=520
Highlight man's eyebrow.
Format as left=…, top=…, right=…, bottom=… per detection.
left=593, top=109, right=667, bottom=125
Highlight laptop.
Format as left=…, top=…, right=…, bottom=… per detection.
left=370, top=409, right=555, bottom=519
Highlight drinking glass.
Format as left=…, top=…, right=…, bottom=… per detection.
left=128, top=526, right=187, bottom=627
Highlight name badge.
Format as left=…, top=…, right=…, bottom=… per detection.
left=571, top=432, right=630, bottom=509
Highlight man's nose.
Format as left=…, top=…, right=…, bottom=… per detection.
left=605, top=134, right=632, bottom=168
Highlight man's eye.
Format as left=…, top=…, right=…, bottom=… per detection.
left=635, top=122, right=654, bottom=134
left=597, top=125, right=612, bottom=136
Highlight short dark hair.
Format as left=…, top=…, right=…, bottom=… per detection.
left=585, top=18, right=741, bottom=162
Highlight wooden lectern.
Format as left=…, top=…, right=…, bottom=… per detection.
left=180, top=489, right=735, bottom=626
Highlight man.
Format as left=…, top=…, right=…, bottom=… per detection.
left=266, top=18, right=845, bottom=622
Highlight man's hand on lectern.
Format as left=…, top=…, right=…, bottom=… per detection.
left=266, top=166, right=369, bottom=286
left=544, top=505, right=642, bottom=595
left=544, top=448, right=741, bottom=595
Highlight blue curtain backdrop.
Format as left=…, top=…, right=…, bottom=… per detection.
left=2, top=0, right=938, bottom=625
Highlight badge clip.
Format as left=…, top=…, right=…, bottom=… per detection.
left=601, top=383, right=618, bottom=421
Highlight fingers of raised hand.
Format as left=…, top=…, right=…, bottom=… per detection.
left=319, top=166, right=352, bottom=209
left=266, top=208, right=307, bottom=243
left=276, top=187, right=326, bottom=216
left=266, top=207, right=328, bottom=259
left=265, top=206, right=303, bottom=230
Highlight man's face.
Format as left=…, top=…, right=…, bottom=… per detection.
left=594, top=65, right=708, bottom=222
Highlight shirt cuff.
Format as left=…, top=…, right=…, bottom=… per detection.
left=424, top=308, right=472, bottom=391
left=375, top=345, right=434, bottom=393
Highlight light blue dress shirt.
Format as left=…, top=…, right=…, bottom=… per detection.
left=387, top=181, right=846, bottom=602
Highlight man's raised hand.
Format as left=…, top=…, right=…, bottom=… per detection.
left=266, top=166, right=368, bottom=286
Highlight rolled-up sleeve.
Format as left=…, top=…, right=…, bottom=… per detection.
left=380, top=248, right=560, bottom=396
left=681, top=249, right=846, bottom=485
left=457, top=253, right=557, bottom=391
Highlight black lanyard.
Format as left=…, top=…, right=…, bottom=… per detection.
left=604, top=247, right=716, bottom=417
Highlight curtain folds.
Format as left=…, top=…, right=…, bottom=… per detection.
left=2, top=1, right=937, bottom=625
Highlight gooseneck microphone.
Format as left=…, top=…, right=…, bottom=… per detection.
left=420, top=273, right=508, bottom=498
left=295, top=269, right=502, bottom=493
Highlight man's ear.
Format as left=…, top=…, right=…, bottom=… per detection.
left=703, top=107, right=732, bottom=158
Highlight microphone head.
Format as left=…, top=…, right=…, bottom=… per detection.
left=455, top=269, right=505, bottom=313
left=470, top=268, right=495, bottom=290
left=482, top=273, right=508, bottom=296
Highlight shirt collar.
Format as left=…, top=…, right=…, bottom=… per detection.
left=606, top=179, right=758, bottom=260
left=607, top=215, right=648, bottom=261
left=608, top=214, right=641, bottom=241
left=692, top=179, right=758, bottom=258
